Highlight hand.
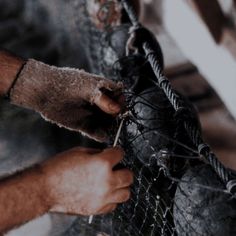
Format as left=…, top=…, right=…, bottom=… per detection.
left=42, top=147, right=133, bottom=216
left=10, top=59, right=123, bottom=142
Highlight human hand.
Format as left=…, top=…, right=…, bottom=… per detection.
left=42, top=147, right=133, bottom=216
left=10, top=59, right=123, bottom=142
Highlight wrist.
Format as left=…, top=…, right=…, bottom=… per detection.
left=35, top=164, right=55, bottom=212
left=39, top=161, right=58, bottom=211
left=0, top=164, right=52, bottom=231
left=10, top=59, right=48, bottom=110
left=0, top=50, right=25, bottom=97
left=25, top=164, right=53, bottom=213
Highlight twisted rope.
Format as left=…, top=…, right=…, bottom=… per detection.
left=120, top=0, right=234, bottom=191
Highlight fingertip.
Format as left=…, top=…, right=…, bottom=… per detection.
left=108, top=102, right=121, bottom=114
left=95, top=94, right=121, bottom=115
left=100, top=147, right=124, bottom=167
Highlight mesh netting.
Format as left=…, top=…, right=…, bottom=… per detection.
left=1, top=0, right=236, bottom=235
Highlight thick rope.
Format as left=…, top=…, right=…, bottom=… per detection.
left=120, top=0, right=234, bottom=192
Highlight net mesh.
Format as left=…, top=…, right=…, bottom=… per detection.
left=61, top=1, right=236, bottom=235
left=1, top=0, right=236, bottom=236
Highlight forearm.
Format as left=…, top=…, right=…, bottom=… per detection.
left=0, top=50, right=25, bottom=96
left=0, top=166, right=50, bottom=233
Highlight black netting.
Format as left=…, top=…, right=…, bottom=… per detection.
left=61, top=1, right=236, bottom=236
left=1, top=0, right=236, bottom=235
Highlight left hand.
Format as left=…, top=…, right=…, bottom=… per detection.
left=10, top=59, right=123, bottom=142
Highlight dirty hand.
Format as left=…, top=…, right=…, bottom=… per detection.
left=10, top=59, right=123, bottom=141
left=42, top=147, right=133, bottom=216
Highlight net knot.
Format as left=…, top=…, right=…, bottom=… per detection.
left=198, top=143, right=210, bottom=157
left=157, top=149, right=170, bottom=170
left=226, top=179, right=236, bottom=195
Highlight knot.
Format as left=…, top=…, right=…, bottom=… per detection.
left=226, top=180, right=236, bottom=194
left=157, top=149, right=170, bottom=169
left=198, top=143, right=210, bottom=157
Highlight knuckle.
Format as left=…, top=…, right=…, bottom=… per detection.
left=103, top=147, right=124, bottom=159
left=127, top=171, right=134, bottom=183
left=114, top=149, right=125, bottom=161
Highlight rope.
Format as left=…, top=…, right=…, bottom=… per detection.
left=120, top=0, right=234, bottom=192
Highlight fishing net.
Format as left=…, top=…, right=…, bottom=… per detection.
left=1, top=0, right=236, bottom=235
left=60, top=1, right=236, bottom=235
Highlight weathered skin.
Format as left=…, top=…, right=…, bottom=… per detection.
left=0, top=1, right=133, bottom=235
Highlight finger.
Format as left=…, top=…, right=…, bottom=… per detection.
left=113, top=169, right=134, bottom=189
left=108, top=188, right=131, bottom=204
left=70, top=147, right=102, bottom=155
left=117, top=94, right=126, bottom=108
left=94, top=93, right=121, bottom=115
left=97, top=204, right=118, bottom=215
left=98, top=147, right=124, bottom=167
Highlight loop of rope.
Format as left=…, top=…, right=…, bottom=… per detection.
left=120, top=0, right=140, bottom=28
left=198, top=143, right=210, bottom=157
left=120, top=0, right=234, bottom=190
left=227, top=180, right=236, bottom=195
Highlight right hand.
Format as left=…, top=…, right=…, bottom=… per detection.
left=41, top=147, right=133, bottom=216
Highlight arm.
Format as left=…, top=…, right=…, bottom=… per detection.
left=0, top=147, right=133, bottom=233
left=0, top=50, right=25, bottom=96
left=0, top=166, right=49, bottom=233
left=0, top=49, right=123, bottom=142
